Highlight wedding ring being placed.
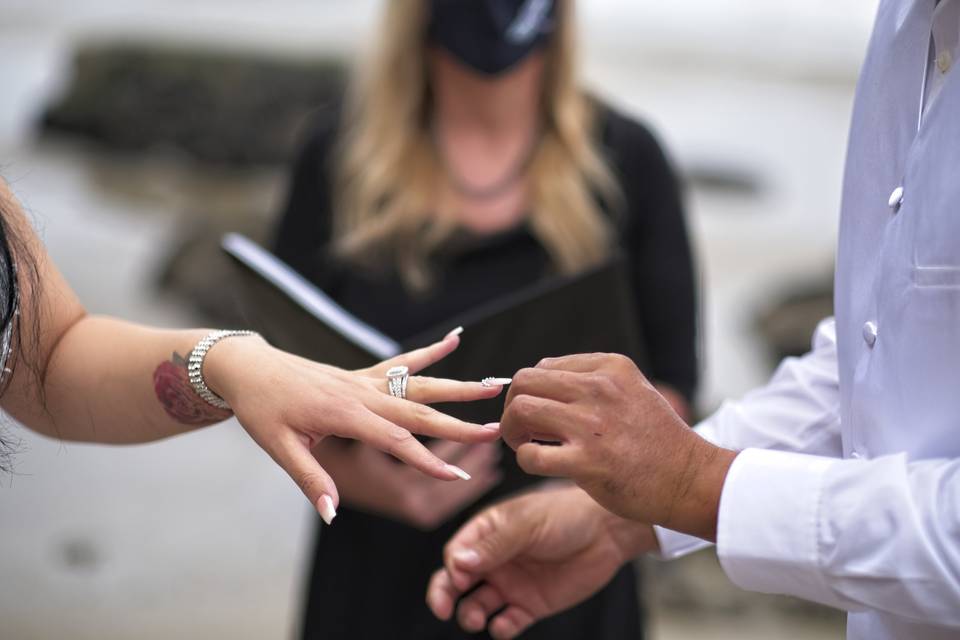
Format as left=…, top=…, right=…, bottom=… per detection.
left=482, top=377, right=513, bottom=388
left=386, top=365, right=410, bottom=399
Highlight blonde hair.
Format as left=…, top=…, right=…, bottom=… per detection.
left=333, top=0, right=622, bottom=290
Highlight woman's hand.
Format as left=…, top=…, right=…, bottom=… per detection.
left=320, top=440, right=502, bottom=531
left=426, top=486, right=656, bottom=639
left=204, top=330, right=505, bottom=523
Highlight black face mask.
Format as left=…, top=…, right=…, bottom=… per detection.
left=428, top=0, right=557, bottom=76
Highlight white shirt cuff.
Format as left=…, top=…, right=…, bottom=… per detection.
left=717, top=448, right=838, bottom=601
left=654, top=526, right=712, bottom=559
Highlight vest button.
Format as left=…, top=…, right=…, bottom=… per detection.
left=888, top=186, right=904, bottom=211
left=863, top=321, right=878, bottom=347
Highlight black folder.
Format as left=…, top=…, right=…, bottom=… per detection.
left=221, top=233, right=645, bottom=424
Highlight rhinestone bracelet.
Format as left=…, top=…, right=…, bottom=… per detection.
left=187, top=330, right=261, bottom=411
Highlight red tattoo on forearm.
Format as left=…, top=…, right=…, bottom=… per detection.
left=153, top=352, right=232, bottom=425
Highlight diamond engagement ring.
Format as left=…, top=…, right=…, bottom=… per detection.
left=386, top=365, right=410, bottom=399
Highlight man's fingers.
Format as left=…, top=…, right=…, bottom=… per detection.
left=426, top=569, right=460, bottom=621
left=442, top=512, right=493, bottom=591
left=443, top=505, right=529, bottom=591
left=501, top=395, right=583, bottom=450
left=535, top=353, right=611, bottom=372
left=490, top=605, right=538, bottom=640
left=516, top=441, right=582, bottom=478
left=272, top=434, right=340, bottom=524
left=457, top=584, right=506, bottom=632
left=507, top=367, right=587, bottom=405
left=407, top=376, right=504, bottom=404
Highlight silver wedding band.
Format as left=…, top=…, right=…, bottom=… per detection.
left=386, top=365, right=409, bottom=400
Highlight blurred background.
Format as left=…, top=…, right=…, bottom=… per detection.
left=0, top=1, right=878, bottom=638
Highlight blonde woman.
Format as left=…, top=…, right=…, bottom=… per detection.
left=273, top=0, right=697, bottom=637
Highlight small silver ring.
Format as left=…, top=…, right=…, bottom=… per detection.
left=386, top=365, right=410, bottom=400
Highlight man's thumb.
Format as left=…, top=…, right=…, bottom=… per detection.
left=444, top=507, right=528, bottom=590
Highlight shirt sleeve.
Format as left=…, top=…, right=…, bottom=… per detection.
left=717, top=450, right=960, bottom=627
left=655, top=317, right=844, bottom=558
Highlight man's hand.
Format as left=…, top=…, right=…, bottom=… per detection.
left=501, top=354, right=737, bottom=541
left=426, top=486, right=655, bottom=639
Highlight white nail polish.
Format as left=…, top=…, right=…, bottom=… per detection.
left=447, top=326, right=464, bottom=338
left=445, top=464, right=472, bottom=481
left=318, top=494, right=337, bottom=525
left=481, top=377, right=513, bottom=387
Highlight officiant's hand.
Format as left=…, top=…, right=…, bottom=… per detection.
left=498, top=354, right=736, bottom=541
left=206, top=330, right=505, bottom=523
left=315, top=439, right=503, bottom=530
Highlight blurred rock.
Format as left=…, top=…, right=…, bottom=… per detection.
left=684, top=162, right=764, bottom=198
left=146, top=171, right=283, bottom=327
left=755, top=272, right=834, bottom=364
left=58, top=536, right=102, bottom=573
left=41, top=43, right=347, bottom=166
left=155, top=212, right=265, bottom=327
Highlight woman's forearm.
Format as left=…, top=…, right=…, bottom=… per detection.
left=30, top=315, right=241, bottom=443
left=0, top=181, right=231, bottom=443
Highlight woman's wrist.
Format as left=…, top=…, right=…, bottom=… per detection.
left=200, top=332, right=272, bottom=409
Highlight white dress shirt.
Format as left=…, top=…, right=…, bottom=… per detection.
left=655, top=2, right=960, bottom=638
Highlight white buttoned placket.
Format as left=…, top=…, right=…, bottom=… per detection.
left=875, top=5, right=951, bottom=317
left=886, top=0, right=959, bottom=219
left=859, top=0, right=959, bottom=453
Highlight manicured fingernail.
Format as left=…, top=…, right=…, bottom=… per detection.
left=453, top=549, right=481, bottom=567
left=446, top=326, right=464, bottom=338
left=481, top=377, right=512, bottom=387
left=445, top=464, right=472, bottom=481
left=482, top=422, right=501, bottom=432
left=317, top=494, right=337, bottom=525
